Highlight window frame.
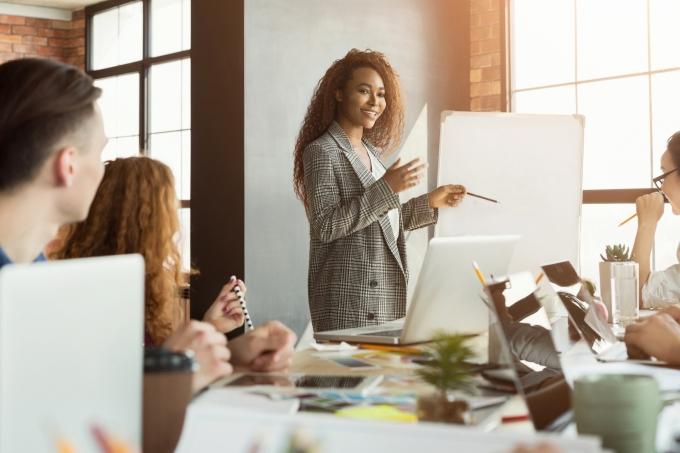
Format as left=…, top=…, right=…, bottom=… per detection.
left=504, top=0, right=672, bottom=206
left=85, top=0, right=191, bottom=208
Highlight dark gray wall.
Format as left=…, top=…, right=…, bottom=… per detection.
left=244, top=0, right=469, bottom=337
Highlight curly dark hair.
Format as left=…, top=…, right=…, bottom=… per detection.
left=293, top=49, right=405, bottom=207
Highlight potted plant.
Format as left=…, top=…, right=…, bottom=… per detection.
left=599, top=244, right=631, bottom=322
left=416, top=332, right=475, bottom=424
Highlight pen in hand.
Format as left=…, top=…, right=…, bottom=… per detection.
left=231, top=277, right=254, bottom=331
left=467, top=192, right=499, bottom=204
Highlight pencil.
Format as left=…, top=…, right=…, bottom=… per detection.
left=472, top=261, right=487, bottom=286
left=357, top=343, right=422, bottom=354
left=535, top=272, right=544, bottom=285
left=618, top=212, right=637, bottom=227
left=467, top=192, right=499, bottom=204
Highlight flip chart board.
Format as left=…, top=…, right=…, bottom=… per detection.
left=436, top=111, right=585, bottom=274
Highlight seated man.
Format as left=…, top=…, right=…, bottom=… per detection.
left=0, top=57, right=295, bottom=392
left=625, top=306, right=680, bottom=365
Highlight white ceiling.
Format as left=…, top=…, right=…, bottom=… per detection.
left=1, top=0, right=100, bottom=10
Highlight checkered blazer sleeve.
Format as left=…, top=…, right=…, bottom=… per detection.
left=303, top=142, right=400, bottom=243
left=401, top=193, right=438, bottom=231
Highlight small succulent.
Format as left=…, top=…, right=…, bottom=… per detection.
left=600, top=244, right=631, bottom=262
left=417, top=332, right=475, bottom=399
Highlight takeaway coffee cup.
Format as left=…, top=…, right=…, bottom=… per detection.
left=143, top=347, right=195, bottom=453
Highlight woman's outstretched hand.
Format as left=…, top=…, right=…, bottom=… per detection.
left=428, top=184, right=466, bottom=208
left=382, top=157, right=427, bottom=193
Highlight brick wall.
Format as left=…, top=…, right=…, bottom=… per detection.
left=0, top=9, right=85, bottom=69
left=469, top=0, right=504, bottom=112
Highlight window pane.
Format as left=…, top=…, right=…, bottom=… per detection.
left=102, top=136, right=140, bottom=162
left=510, top=0, right=574, bottom=90
left=95, top=73, right=139, bottom=139
left=580, top=204, right=638, bottom=293
left=578, top=76, right=650, bottom=189
left=91, top=2, right=142, bottom=70
left=576, top=0, right=647, bottom=80
left=179, top=208, right=190, bottom=272
left=512, top=85, right=576, bottom=114
left=650, top=0, right=680, bottom=70
left=654, top=204, right=680, bottom=271
left=149, top=131, right=191, bottom=200
left=149, top=59, right=191, bottom=133
left=651, top=70, right=680, bottom=167
left=151, top=0, right=191, bottom=57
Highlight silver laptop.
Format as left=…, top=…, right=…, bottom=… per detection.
left=314, top=235, right=518, bottom=345
left=0, top=255, right=144, bottom=453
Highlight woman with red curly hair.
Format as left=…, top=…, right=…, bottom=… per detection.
left=51, top=157, right=246, bottom=345
left=294, top=49, right=466, bottom=332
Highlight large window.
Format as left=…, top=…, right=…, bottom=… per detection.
left=510, top=0, right=680, bottom=287
left=86, top=0, right=191, bottom=270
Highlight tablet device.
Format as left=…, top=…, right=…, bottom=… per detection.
left=218, top=373, right=383, bottom=395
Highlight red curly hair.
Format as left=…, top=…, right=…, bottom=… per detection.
left=293, top=49, right=405, bottom=207
left=50, top=157, right=184, bottom=345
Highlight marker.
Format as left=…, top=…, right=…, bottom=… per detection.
left=472, top=261, right=487, bottom=286
left=618, top=212, right=637, bottom=227
left=231, top=276, right=254, bottom=331
left=467, top=192, right=499, bottom=204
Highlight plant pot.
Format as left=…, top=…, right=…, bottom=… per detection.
left=416, top=392, right=470, bottom=424
left=598, top=262, right=613, bottom=322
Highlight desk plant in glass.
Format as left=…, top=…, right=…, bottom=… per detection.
left=599, top=244, right=632, bottom=322
left=416, top=332, right=474, bottom=424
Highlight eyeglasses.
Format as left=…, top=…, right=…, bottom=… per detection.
left=653, top=168, right=679, bottom=191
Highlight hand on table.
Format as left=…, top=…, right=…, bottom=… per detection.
left=228, top=321, right=296, bottom=372
left=624, top=310, right=680, bottom=364
left=163, top=320, right=233, bottom=393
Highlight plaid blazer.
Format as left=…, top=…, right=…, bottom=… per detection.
left=303, top=122, right=438, bottom=332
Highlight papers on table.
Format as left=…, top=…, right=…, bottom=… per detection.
left=175, top=404, right=603, bottom=453
left=561, top=342, right=680, bottom=392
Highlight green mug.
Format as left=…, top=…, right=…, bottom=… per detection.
left=573, top=374, right=661, bottom=453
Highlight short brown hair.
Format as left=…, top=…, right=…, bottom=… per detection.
left=0, top=58, right=101, bottom=191
left=667, top=131, right=680, bottom=169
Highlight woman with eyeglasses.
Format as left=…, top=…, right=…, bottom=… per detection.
left=631, top=131, right=680, bottom=309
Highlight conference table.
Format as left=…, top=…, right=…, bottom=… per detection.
left=172, top=332, right=607, bottom=453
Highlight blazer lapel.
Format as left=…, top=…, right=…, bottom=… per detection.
left=327, top=122, right=405, bottom=274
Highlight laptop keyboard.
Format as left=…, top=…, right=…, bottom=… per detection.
left=362, top=329, right=403, bottom=337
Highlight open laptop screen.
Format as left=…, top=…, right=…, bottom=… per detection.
left=483, top=272, right=571, bottom=431
left=541, top=261, right=619, bottom=356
